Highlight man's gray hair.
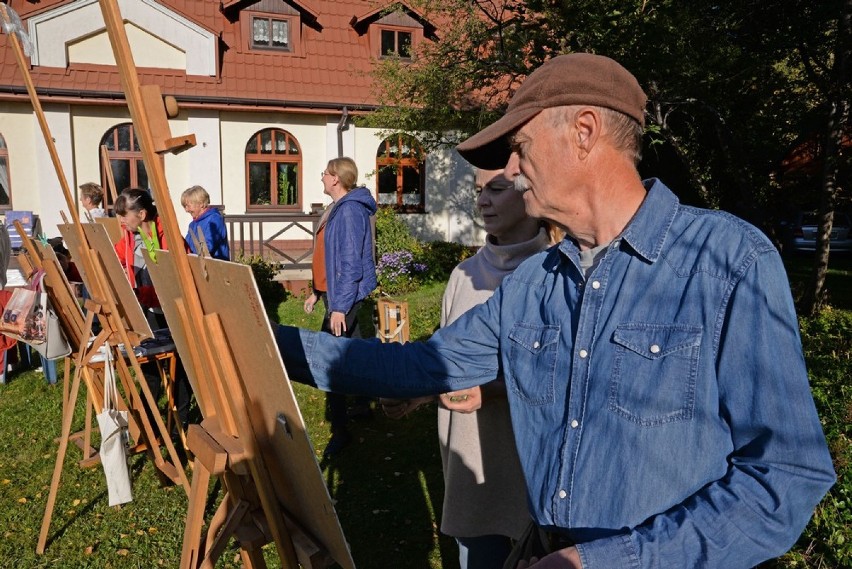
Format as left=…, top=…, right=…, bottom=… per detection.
left=547, top=105, right=644, bottom=165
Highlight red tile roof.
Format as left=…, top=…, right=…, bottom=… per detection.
left=0, top=0, right=433, bottom=113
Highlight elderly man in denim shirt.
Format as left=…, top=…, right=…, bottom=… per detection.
left=276, top=53, right=835, bottom=568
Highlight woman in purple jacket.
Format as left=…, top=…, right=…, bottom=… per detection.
left=304, top=157, right=377, bottom=457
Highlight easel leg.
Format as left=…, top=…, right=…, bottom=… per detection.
left=180, top=459, right=212, bottom=569
left=82, top=388, right=93, bottom=462
left=37, top=365, right=83, bottom=554
left=61, top=356, right=71, bottom=409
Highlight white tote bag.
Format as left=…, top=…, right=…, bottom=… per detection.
left=95, top=347, right=133, bottom=506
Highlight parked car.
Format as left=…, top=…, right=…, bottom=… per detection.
left=782, top=211, right=852, bottom=253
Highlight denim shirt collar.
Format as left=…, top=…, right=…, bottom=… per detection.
left=556, top=178, right=679, bottom=266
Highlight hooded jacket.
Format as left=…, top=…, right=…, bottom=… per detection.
left=324, top=186, right=377, bottom=314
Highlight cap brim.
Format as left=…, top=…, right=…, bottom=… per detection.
left=456, top=107, right=543, bottom=170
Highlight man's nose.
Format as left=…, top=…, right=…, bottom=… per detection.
left=504, top=153, right=520, bottom=179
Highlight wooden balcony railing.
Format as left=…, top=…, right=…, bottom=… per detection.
left=223, top=212, right=320, bottom=270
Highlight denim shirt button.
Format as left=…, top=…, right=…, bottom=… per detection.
left=579, top=349, right=588, bottom=358
left=591, top=280, right=601, bottom=289
left=558, top=489, right=567, bottom=499
left=650, top=344, right=661, bottom=354
left=570, top=419, right=579, bottom=428
left=533, top=341, right=540, bottom=349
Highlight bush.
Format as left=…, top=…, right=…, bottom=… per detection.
left=783, top=307, right=852, bottom=567
left=375, top=206, right=420, bottom=257
left=376, top=250, right=428, bottom=295
left=417, top=240, right=476, bottom=283
left=236, top=254, right=288, bottom=316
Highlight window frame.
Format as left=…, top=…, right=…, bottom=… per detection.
left=0, top=133, right=12, bottom=211
left=376, top=134, right=426, bottom=213
left=245, top=128, right=303, bottom=212
left=242, top=10, right=301, bottom=56
left=372, top=24, right=416, bottom=60
left=100, top=123, right=150, bottom=210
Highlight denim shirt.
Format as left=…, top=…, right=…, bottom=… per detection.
left=276, top=179, right=835, bottom=568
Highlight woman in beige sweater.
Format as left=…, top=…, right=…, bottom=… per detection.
left=384, top=168, right=556, bottom=568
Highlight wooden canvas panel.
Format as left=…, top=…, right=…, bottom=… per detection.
left=149, top=250, right=354, bottom=569
left=57, top=223, right=92, bottom=291
left=37, top=243, right=87, bottom=350
left=95, top=217, right=122, bottom=245
left=80, top=223, right=153, bottom=341
left=143, top=252, right=203, bottom=406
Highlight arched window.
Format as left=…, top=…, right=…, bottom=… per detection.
left=0, top=133, right=11, bottom=209
left=245, top=128, right=302, bottom=210
left=100, top=123, right=149, bottom=207
left=376, top=134, right=425, bottom=212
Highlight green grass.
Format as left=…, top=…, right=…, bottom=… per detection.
left=0, top=282, right=452, bottom=569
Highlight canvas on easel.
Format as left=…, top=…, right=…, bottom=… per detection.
left=147, top=251, right=355, bottom=568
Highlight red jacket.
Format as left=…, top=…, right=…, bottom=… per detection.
left=114, top=217, right=168, bottom=310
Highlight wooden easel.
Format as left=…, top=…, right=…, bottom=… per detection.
left=28, top=220, right=191, bottom=555
left=0, top=5, right=190, bottom=554
left=94, top=0, right=356, bottom=566
left=377, top=298, right=410, bottom=343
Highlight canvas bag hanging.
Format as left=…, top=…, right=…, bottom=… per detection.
left=0, top=270, right=71, bottom=359
left=29, top=272, right=71, bottom=360
left=95, top=346, right=133, bottom=506
left=0, top=268, right=44, bottom=340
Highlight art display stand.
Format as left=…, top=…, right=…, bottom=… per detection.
left=95, top=0, right=355, bottom=566
left=2, top=0, right=356, bottom=563
left=0, top=5, right=189, bottom=554
left=14, top=227, right=190, bottom=555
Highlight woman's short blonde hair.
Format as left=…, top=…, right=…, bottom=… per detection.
left=326, top=157, right=358, bottom=191
left=181, top=185, right=210, bottom=208
left=79, top=182, right=104, bottom=206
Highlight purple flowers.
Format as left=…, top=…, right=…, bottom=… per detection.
left=377, top=250, right=427, bottom=294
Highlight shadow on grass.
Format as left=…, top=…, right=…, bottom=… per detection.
left=782, top=253, right=852, bottom=311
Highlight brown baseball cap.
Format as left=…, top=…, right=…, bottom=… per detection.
left=457, top=53, right=647, bottom=169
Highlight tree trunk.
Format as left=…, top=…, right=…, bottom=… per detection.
left=802, top=0, right=851, bottom=316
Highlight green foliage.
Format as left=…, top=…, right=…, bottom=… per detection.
left=236, top=254, right=288, bottom=316
left=367, top=0, right=850, bottom=218
left=374, top=206, right=477, bottom=294
left=376, top=250, right=428, bottom=295
left=416, top=240, right=476, bottom=283
left=786, top=307, right=852, bottom=567
left=375, top=206, right=421, bottom=257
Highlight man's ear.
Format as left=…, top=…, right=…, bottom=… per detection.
left=574, top=107, right=601, bottom=159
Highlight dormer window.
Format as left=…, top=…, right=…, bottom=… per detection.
left=252, top=16, right=291, bottom=51
left=380, top=28, right=412, bottom=58
left=240, top=1, right=307, bottom=57
left=352, top=6, right=433, bottom=62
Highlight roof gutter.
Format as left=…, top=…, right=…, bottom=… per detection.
left=336, top=106, right=349, bottom=157
left=0, top=85, right=380, bottom=114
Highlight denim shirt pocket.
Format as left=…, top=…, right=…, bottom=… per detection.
left=507, top=323, right=560, bottom=405
left=609, top=323, right=702, bottom=426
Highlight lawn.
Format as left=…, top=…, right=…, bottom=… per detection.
left=0, top=252, right=849, bottom=569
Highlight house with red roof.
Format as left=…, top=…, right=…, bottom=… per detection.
left=0, top=0, right=482, bottom=250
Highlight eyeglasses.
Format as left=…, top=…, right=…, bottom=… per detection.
left=321, top=170, right=331, bottom=177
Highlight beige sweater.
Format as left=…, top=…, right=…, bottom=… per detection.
left=438, top=228, right=550, bottom=539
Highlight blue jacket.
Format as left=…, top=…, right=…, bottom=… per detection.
left=186, top=207, right=230, bottom=261
left=277, top=179, right=834, bottom=568
left=324, top=186, right=377, bottom=313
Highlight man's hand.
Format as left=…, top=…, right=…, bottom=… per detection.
left=439, top=387, right=482, bottom=413
left=329, top=311, right=347, bottom=336
left=379, top=396, right=434, bottom=419
left=517, top=547, right=582, bottom=569
left=303, top=293, right=318, bottom=314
